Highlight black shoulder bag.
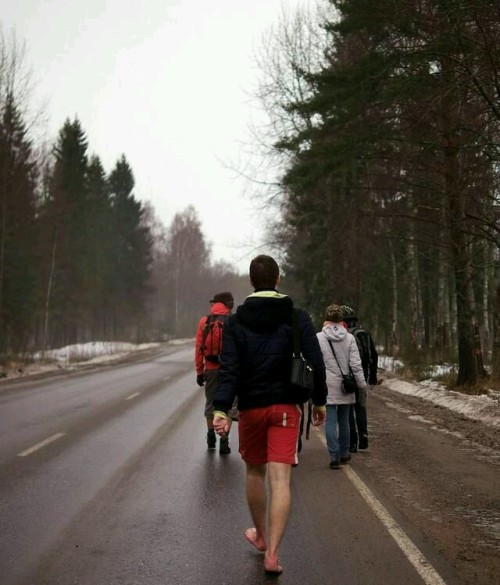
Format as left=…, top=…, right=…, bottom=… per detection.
left=290, top=310, right=315, bottom=450
left=326, top=339, right=358, bottom=394
left=290, top=309, right=314, bottom=403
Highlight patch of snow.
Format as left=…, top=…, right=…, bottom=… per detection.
left=378, top=355, right=404, bottom=372
left=168, top=338, right=194, bottom=346
left=33, top=341, right=159, bottom=362
left=2, top=344, right=500, bottom=431
left=408, top=415, right=434, bottom=424
left=384, top=378, right=500, bottom=428
left=1, top=340, right=167, bottom=381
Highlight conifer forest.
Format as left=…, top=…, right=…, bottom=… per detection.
left=256, top=0, right=500, bottom=388
left=1, top=1, right=499, bottom=389
left=0, top=34, right=247, bottom=354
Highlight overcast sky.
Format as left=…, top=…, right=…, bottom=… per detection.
left=3, top=0, right=307, bottom=272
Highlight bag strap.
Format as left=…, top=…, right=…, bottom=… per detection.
left=305, top=400, right=312, bottom=439
left=201, top=314, right=213, bottom=347
left=326, top=338, right=346, bottom=376
left=294, top=310, right=313, bottom=440
left=292, top=309, right=301, bottom=358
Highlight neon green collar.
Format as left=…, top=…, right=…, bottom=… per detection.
left=247, top=290, right=288, bottom=299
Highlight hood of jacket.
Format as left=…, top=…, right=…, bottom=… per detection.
left=211, top=302, right=232, bottom=316
left=236, top=290, right=293, bottom=332
left=322, top=322, right=347, bottom=342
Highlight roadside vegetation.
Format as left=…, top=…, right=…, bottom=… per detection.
left=1, top=2, right=499, bottom=392
left=251, top=0, right=500, bottom=389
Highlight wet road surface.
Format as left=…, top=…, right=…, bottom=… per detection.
left=0, top=345, right=467, bottom=584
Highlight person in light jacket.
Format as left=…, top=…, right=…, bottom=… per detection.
left=317, top=304, right=367, bottom=469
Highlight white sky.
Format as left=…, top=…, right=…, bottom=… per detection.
left=2, top=0, right=307, bottom=272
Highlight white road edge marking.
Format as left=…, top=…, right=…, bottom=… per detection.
left=17, top=432, right=66, bottom=457
left=125, top=392, right=140, bottom=401
left=318, top=434, right=447, bottom=585
left=344, top=466, right=447, bottom=585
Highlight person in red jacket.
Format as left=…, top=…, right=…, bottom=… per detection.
left=195, top=291, right=237, bottom=454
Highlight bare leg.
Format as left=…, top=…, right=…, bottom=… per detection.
left=264, top=461, right=291, bottom=573
left=245, top=463, right=267, bottom=551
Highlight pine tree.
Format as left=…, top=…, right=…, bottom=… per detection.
left=108, top=155, right=152, bottom=339
left=85, top=154, right=114, bottom=337
left=0, top=93, right=38, bottom=354
left=41, top=117, right=89, bottom=345
left=257, top=0, right=500, bottom=385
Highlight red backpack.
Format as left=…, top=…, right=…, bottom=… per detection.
left=200, top=314, right=228, bottom=363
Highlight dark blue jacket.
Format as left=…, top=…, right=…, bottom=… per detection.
left=213, top=291, right=327, bottom=413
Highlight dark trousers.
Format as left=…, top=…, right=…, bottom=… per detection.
left=349, top=388, right=368, bottom=447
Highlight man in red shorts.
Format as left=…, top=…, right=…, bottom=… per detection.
left=212, top=254, right=327, bottom=575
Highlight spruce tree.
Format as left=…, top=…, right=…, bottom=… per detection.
left=42, top=117, right=89, bottom=345
left=86, top=154, right=114, bottom=337
left=108, top=155, right=152, bottom=339
left=257, top=0, right=500, bottom=384
left=0, top=93, right=38, bottom=354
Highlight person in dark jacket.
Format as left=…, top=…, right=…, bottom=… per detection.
left=213, top=255, right=327, bottom=576
left=340, top=305, right=378, bottom=451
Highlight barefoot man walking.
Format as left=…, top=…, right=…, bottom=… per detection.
left=212, top=255, right=327, bottom=575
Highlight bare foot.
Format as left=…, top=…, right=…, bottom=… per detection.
left=264, top=554, right=283, bottom=575
left=244, top=527, right=267, bottom=552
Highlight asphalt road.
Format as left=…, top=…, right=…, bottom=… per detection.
left=0, top=344, right=491, bottom=585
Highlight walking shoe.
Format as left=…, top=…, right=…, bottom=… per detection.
left=207, top=430, right=216, bottom=449
left=349, top=445, right=358, bottom=453
left=329, top=460, right=340, bottom=470
left=340, top=455, right=351, bottom=464
left=219, top=435, right=231, bottom=454
left=358, top=435, right=369, bottom=450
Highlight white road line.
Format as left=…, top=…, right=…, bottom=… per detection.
left=125, top=392, right=140, bottom=401
left=317, top=433, right=447, bottom=585
left=344, top=466, right=447, bottom=585
left=17, top=432, right=66, bottom=457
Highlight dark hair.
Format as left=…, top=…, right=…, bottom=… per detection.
left=249, top=254, right=279, bottom=289
left=324, top=304, right=343, bottom=323
left=210, top=291, right=234, bottom=308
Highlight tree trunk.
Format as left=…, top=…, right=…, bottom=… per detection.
left=465, top=257, right=487, bottom=377
left=0, top=184, right=5, bottom=350
left=390, top=242, right=399, bottom=356
left=450, top=232, right=477, bottom=386
left=481, top=241, right=492, bottom=364
left=42, top=232, right=57, bottom=355
left=441, top=55, right=477, bottom=386
left=492, top=265, right=500, bottom=381
left=407, top=222, right=423, bottom=352
left=436, top=244, right=448, bottom=356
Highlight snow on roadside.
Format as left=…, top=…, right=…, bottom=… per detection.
left=1, top=340, right=170, bottom=381
left=378, top=355, right=500, bottom=429
left=33, top=341, right=160, bottom=366
left=2, top=344, right=500, bottom=430
left=383, top=378, right=500, bottom=429
left=0, top=339, right=197, bottom=382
